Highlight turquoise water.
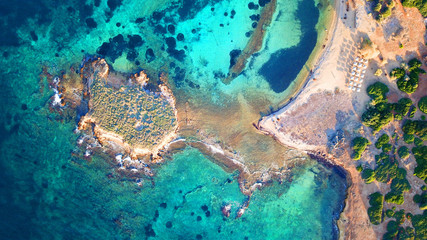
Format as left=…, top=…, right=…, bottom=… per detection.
left=0, top=0, right=345, bottom=239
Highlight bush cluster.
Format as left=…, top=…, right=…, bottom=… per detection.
left=419, top=96, right=427, bottom=114
left=368, top=0, right=395, bottom=21
left=402, top=0, right=427, bottom=17
left=362, top=82, right=393, bottom=132
left=391, top=59, right=425, bottom=94
left=367, top=192, right=384, bottom=225
left=352, top=137, right=370, bottom=160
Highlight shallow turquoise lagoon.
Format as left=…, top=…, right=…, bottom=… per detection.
left=0, top=0, right=344, bottom=239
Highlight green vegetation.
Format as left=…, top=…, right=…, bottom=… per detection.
left=412, top=212, right=427, bottom=239
left=362, top=168, right=376, bottom=184
left=413, top=192, right=427, bottom=210
left=413, top=146, right=427, bottom=183
left=409, top=106, right=417, bottom=118
left=367, top=82, right=389, bottom=103
left=352, top=137, right=370, bottom=160
left=414, top=138, right=424, bottom=147
left=367, top=192, right=384, bottom=225
left=402, top=0, right=427, bottom=17
left=404, top=133, right=415, bottom=144
left=393, top=98, right=413, bottom=120
left=356, top=165, right=363, bottom=172
left=374, top=155, right=398, bottom=182
left=383, top=220, right=399, bottom=239
left=382, top=143, right=392, bottom=153
left=391, top=59, right=425, bottom=94
left=368, top=0, right=395, bottom=21
left=386, top=209, right=395, bottom=218
left=402, top=120, right=427, bottom=140
left=385, top=191, right=404, bottom=205
left=394, top=209, right=406, bottom=224
left=398, top=146, right=410, bottom=159
left=355, top=68, right=427, bottom=239
left=362, top=82, right=394, bottom=132
left=375, top=133, right=390, bottom=149
left=89, top=73, right=176, bottom=148
left=419, top=96, right=427, bottom=114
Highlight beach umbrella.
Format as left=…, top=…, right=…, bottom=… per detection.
left=357, top=88, right=361, bottom=92
left=348, top=85, right=352, bottom=90
left=352, top=87, right=356, bottom=91
left=360, top=79, right=364, bottom=83
left=361, top=74, right=365, bottom=78
left=362, top=70, right=366, bottom=73
left=355, top=57, right=360, bottom=61
left=349, top=81, right=354, bottom=85
left=350, top=76, right=355, bottom=80
left=351, top=71, right=356, bottom=75
left=364, top=59, right=368, bottom=63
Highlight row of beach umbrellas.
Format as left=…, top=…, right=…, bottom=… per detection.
left=347, top=57, right=368, bottom=92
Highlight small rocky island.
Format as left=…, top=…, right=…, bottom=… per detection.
left=53, top=58, right=178, bottom=175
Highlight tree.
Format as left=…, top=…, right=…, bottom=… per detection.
left=375, top=134, right=390, bottom=149
left=403, top=133, right=415, bottom=144
left=394, top=98, right=413, bottom=120
left=419, top=96, right=427, bottom=114
left=352, top=137, right=370, bottom=160
left=413, top=146, right=427, bottom=183
left=367, top=82, right=389, bottom=102
left=362, top=168, right=376, bottom=183
left=398, top=146, right=410, bottom=159
left=368, top=192, right=384, bottom=225
left=385, top=191, right=404, bottom=205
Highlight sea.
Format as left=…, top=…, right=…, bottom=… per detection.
left=0, top=0, right=346, bottom=239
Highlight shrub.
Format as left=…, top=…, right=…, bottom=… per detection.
left=398, top=146, right=410, bottom=159
left=374, top=69, right=383, bottom=76
left=382, top=143, right=392, bottom=153
left=375, top=152, right=389, bottom=163
left=394, top=209, right=406, bottom=224
left=390, top=67, right=405, bottom=79
left=403, top=133, right=415, bottom=144
left=394, top=98, right=413, bottom=120
left=362, top=168, right=376, bottom=184
left=356, top=165, right=363, bottom=172
left=362, top=107, right=393, bottom=132
left=413, top=146, right=427, bottom=183
left=367, top=192, right=384, bottom=225
left=397, top=77, right=418, bottom=94
left=386, top=209, right=395, bottom=218
left=414, top=137, right=423, bottom=147
left=352, top=137, right=370, bottom=160
left=413, top=192, right=427, bottom=210
left=375, top=134, right=390, bottom=149
left=411, top=212, right=427, bottom=239
left=367, top=82, right=389, bottom=102
left=402, top=120, right=427, bottom=140
left=383, top=220, right=399, bottom=239
left=375, top=157, right=399, bottom=183
left=419, top=96, right=427, bottom=114
left=409, top=105, right=417, bottom=118
left=385, top=191, right=404, bottom=205
left=390, top=177, right=411, bottom=193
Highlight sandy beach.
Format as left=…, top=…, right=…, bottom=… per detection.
left=258, top=0, right=427, bottom=239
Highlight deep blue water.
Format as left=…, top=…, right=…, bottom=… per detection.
left=259, top=0, right=319, bottom=93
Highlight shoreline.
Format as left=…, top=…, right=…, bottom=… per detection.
left=256, top=0, right=370, bottom=238
left=270, top=0, right=339, bottom=112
